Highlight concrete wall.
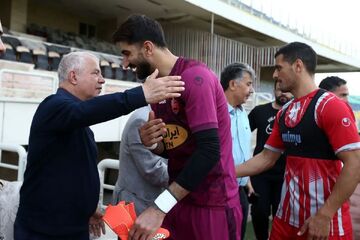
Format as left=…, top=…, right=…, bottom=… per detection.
left=0, top=0, right=12, bottom=29
left=27, top=2, right=97, bottom=34
left=10, top=0, right=28, bottom=32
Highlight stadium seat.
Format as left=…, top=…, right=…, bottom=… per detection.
left=125, top=69, right=137, bottom=82
left=45, top=44, right=70, bottom=56
left=16, top=46, right=33, bottom=64
left=2, top=36, right=21, bottom=50
left=0, top=44, right=17, bottom=61
left=100, top=60, right=113, bottom=79
left=112, top=63, right=125, bottom=80
left=48, top=51, right=61, bottom=71
left=33, top=49, right=49, bottom=70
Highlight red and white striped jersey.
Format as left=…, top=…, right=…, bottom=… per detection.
left=265, top=89, right=360, bottom=236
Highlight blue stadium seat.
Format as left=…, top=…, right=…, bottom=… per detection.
left=100, top=60, right=113, bottom=79
left=112, top=63, right=125, bottom=80
left=33, top=49, right=49, bottom=70
left=16, top=46, right=33, bottom=64
left=0, top=44, right=17, bottom=61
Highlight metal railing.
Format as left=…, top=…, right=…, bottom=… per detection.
left=97, top=158, right=119, bottom=209
left=0, top=143, right=27, bottom=181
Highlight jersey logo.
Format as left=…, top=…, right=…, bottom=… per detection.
left=342, top=117, right=351, bottom=127
left=194, top=76, right=204, bottom=86
left=163, top=124, right=188, bottom=150
left=265, top=124, right=273, bottom=135
left=266, top=116, right=276, bottom=134
left=282, top=131, right=302, bottom=146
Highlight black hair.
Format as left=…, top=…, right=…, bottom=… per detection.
left=275, top=42, right=317, bottom=75
left=220, top=62, right=255, bottom=91
left=112, top=14, right=167, bottom=48
left=319, top=76, right=347, bottom=91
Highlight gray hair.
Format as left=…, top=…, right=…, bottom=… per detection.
left=58, top=52, right=99, bottom=83
left=220, top=62, right=256, bottom=91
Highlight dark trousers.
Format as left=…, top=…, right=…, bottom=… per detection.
left=14, top=219, right=89, bottom=240
left=239, top=186, right=249, bottom=240
left=250, top=174, right=283, bottom=240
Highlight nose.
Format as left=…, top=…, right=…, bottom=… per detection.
left=99, top=75, right=105, bottom=84
left=272, top=70, right=278, bottom=80
left=99, top=73, right=105, bottom=84
left=0, top=38, right=5, bottom=54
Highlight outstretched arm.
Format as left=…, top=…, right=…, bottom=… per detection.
left=235, top=148, right=281, bottom=177
left=142, top=69, right=184, bottom=104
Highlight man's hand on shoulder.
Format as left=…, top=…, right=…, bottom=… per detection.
left=142, top=69, right=184, bottom=104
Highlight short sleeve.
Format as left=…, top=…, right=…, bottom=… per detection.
left=265, top=110, right=285, bottom=153
left=317, top=99, right=360, bottom=154
left=181, top=66, right=219, bottom=132
left=248, top=107, right=257, bottom=131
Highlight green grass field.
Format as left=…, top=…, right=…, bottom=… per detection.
left=244, top=221, right=257, bottom=240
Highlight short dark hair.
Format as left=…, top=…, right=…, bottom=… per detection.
left=112, top=14, right=167, bottom=48
left=275, top=42, right=317, bottom=75
left=319, top=76, right=347, bottom=92
left=220, top=62, right=255, bottom=91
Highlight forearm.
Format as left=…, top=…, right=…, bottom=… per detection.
left=175, top=128, right=220, bottom=191
left=236, top=148, right=280, bottom=177
left=168, top=181, right=189, bottom=201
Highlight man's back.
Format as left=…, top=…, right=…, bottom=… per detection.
left=113, top=106, right=168, bottom=214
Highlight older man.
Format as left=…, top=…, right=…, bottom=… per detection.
left=220, top=62, right=255, bottom=239
left=14, top=51, right=184, bottom=240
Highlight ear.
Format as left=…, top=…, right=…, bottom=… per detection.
left=68, top=70, right=77, bottom=85
left=143, top=41, right=155, bottom=57
left=294, top=59, right=303, bottom=73
left=229, top=79, right=237, bottom=90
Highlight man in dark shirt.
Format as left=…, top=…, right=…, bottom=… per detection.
left=14, top=51, right=184, bottom=240
left=248, top=80, right=292, bottom=240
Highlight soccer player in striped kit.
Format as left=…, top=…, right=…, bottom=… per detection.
left=236, top=42, right=360, bottom=240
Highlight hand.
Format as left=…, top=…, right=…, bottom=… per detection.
left=142, top=69, right=184, bottom=104
left=297, top=212, right=331, bottom=240
left=89, top=210, right=106, bottom=238
left=139, top=111, right=166, bottom=147
left=129, top=206, right=166, bottom=240
left=246, top=184, right=255, bottom=197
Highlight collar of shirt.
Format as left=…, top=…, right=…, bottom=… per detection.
left=228, top=104, right=244, bottom=115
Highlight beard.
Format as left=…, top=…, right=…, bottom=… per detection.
left=275, top=95, right=290, bottom=106
left=135, top=61, right=152, bottom=80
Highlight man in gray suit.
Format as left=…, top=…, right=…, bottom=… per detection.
left=112, top=106, right=169, bottom=215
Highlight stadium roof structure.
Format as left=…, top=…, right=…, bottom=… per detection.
left=22, top=0, right=360, bottom=73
